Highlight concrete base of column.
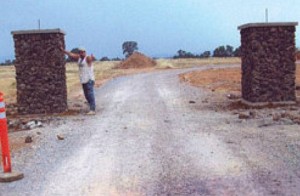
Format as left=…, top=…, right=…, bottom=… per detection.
left=241, top=98, right=296, bottom=107
left=0, top=171, right=24, bottom=183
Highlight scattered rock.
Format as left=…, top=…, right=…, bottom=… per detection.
left=22, top=120, right=43, bottom=130
left=293, top=118, right=300, bottom=124
left=189, top=100, right=196, bottom=104
left=258, top=119, right=275, bottom=127
left=226, top=140, right=235, bottom=144
left=25, top=136, right=33, bottom=143
left=249, top=111, right=256, bottom=118
left=202, top=99, right=209, bottom=103
left=7, top=120, right=16, bottom=129
left=57, top=134, right=64, bottom=140
left=272, top=113, right=281, bottom=121
left=280, top=118, right=294, bottom=125
left=227, top=94, right=240, bottom=100
left=238, top=112, right=251, bottom=119
left=272, top=111, right=300, bottom=125
left=289, top=106, right=298, bottom=111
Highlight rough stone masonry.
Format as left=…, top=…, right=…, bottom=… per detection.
left=11, top=29, right=67, bottom=114
left=238, top=22, right=298, bottom=105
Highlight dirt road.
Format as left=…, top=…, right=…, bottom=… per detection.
left=1, top=66, right=300, bottom=195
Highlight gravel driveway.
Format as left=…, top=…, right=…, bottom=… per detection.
left=1, top=65, right=300, bottom=195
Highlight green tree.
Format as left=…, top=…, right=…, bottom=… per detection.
left=177, top=49, right=187, bottom=57
left=174, top=49, right=197, bottom=58
left=200, top=51, right=211, bottom=58
left=5, top=59, right=12, bottom=65
left=225, top=45, right=234, bottom=57
left=112, top=57, right=121, bottom=61
left=213, top=45, right=234, bottom=57
left=213, top=46, right=226, bottom=57
left=100, top=56, right=110, bottom=61
left=122, top=41, right=138, bottom=58
left=233, top=46, right=241, bottom=57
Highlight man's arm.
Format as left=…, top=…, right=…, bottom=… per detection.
left=60, top=47, right=80, bottom=61
left=86, top=54, right=96, bottom=66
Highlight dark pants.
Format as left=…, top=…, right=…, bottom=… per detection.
left=82, top=80, right=96, bottom=111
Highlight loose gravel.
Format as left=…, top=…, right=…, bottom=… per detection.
left=1, top=65, right=299, bottom=195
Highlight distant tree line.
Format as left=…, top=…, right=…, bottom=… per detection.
left=66, top=41, right=138, bottom=62
left=173, top=45, right=241, bottom=59
left=99, top=57, right=122, bottom=61
left=0, top=59, right=15, bottom=66
left=10, top=43, right=300, bottom=65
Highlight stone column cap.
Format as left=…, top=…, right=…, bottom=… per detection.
left=238, top=22, right=298, bottom=30
left=11, top=28, right=65, bottom=35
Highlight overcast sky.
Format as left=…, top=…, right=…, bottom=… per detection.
left=0, top=0, right=299, bottom=61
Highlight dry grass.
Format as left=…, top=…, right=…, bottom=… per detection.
left=0, top=61, right=134, bottom=102
left=0, top=58, right=242, bottom=103
left=156, top=57, right=241, bottom=69
left=65, top=61, right=119, bottom=98
left=180, top=67, right=241, bottom=92
left=180, top=64, right=300, bottom=95
left=0, top=66, right=17, bottom=102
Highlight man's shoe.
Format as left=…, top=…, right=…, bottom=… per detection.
left=86, top=111, right=96, bottom=115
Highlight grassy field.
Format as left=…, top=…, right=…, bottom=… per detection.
left=180, top=64, right=300, bottom=95
left=0, top=58, right=241, bottom=103
left=155, top=57, right=241, bottom=69
left=0, top=66, right=16, bottom=101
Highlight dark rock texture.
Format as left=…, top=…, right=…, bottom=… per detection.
left=12, top=29, right=67, bottom=114
left=239, top=23, right=298, bottom=103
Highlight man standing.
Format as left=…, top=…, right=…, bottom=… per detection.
left=61, top=47, right=96, bottom=115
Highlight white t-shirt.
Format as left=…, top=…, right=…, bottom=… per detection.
left=78, top=56, right=95, bottom=84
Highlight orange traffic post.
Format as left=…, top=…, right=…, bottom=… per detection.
left=0, top=92, right=24, bottom=182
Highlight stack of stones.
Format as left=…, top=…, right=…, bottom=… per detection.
left=11, top=29, right=67, bottom=114
left=238, top=22, right=298, bottom=104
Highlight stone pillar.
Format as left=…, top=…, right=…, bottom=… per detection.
left=11, top=29, right=67, bottom=114
left=238, top=22, right=298, bottom=105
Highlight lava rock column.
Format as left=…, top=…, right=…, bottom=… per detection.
left=12, top=29, right=67, bottom=114
left=238, top=22, right=298, bottom=104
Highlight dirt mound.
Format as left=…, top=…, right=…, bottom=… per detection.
left=117, top=52, right=156, bottom=69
